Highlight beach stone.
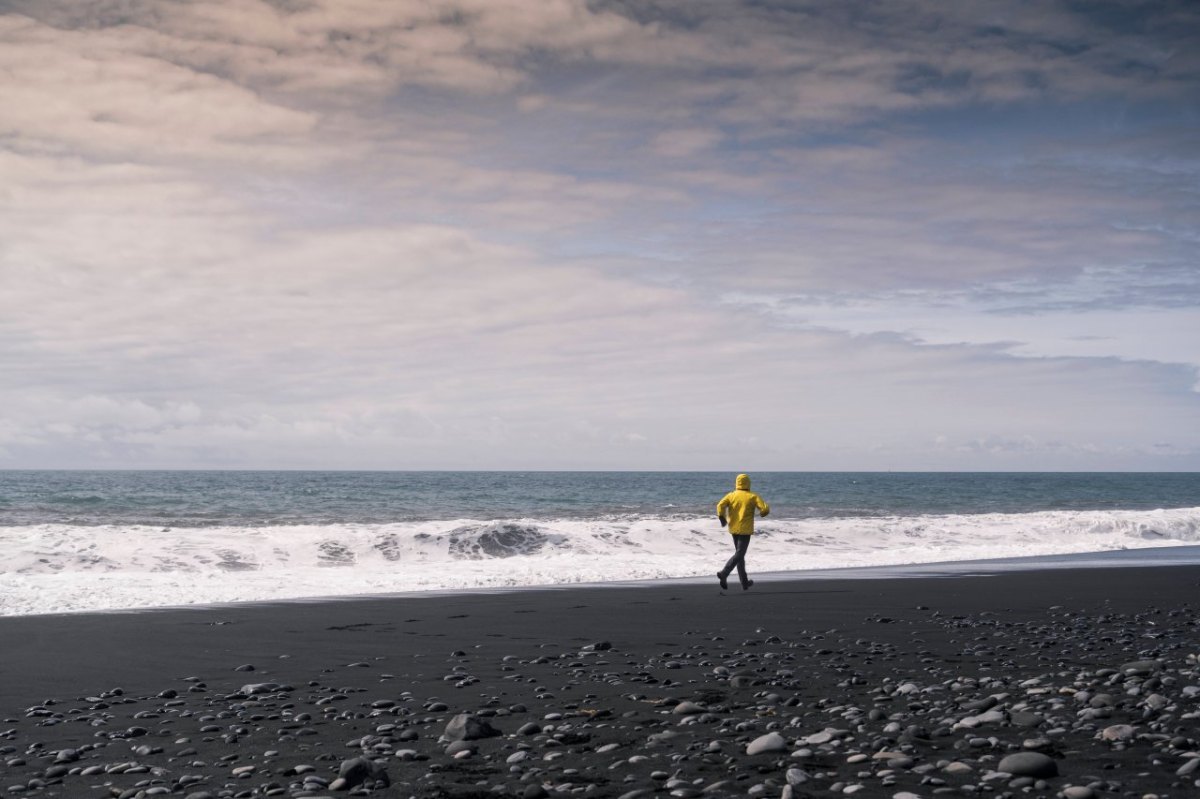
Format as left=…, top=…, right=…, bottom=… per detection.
left=332, top=756, right=387, bottom=790
left=1062, top=787, right=1095, bottom=799
left=1010, top=711, right=1043, bottom=727
left=785, top=768, right=811, bottom=785
left=673, top=701, right=706, bottom=715
left=445, top=740, right=476, bottom=756
left=746, top=732, right=787, bottom=755
left=238, top=682, right=283, bottom=696
left=1143, top=692, right=1168, bottom=711
left=1175, top=757, right=1200, bottom=777
left=443, top=712, right=500, bottom=741
left=1120, top=660, right=1162, bottom=675
left=1100, top=724, right=1137, bottom=742
left=997, top=751, right=1058, bottom=778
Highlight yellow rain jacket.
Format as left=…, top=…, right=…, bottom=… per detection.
left=717, top=473, right=770, bottom=535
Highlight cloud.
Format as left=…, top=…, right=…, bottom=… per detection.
left=2, top=1, right=1198, bottom=469
left=0, top=14, right=319, bottom=164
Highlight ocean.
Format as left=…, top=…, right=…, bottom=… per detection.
left=2, top=470, right=1198, bottom=616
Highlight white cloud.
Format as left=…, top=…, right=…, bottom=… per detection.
left=0, top=15, right=319, bottom=163
left=1, top=1, right=1197, bottom=469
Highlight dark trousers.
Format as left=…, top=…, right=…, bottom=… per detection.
left=721, top=534, right=751, bottom=586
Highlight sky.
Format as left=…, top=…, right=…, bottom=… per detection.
left=1, top=0, right=1198, bottom=471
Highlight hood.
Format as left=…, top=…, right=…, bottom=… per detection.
left=735, top=473, right=750, bottom=490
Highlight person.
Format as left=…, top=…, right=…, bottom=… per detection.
left=716, top=473, right=770, bottom=590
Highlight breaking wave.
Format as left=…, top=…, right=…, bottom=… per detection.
left=2, top=506, right=1198, bottom=615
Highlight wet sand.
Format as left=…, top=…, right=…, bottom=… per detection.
left=3, top=565, right=1200, bottom=798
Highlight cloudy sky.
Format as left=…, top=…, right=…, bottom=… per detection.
left=2, top=0, right=1198, bottom=471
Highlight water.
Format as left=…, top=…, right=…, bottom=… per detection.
left=2, top=471, right=1198, bottom=615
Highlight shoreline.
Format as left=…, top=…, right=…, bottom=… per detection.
left=2, top=564, right=1200, bottom=797
left=8, top=544, right=1200, bottom=619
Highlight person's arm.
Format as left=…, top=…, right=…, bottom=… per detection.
left=716, top=496, right=729, bottom=527
left=757, top=494, right=770, bottom=517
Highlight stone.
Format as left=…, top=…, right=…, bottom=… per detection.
left=1119, top=659, right=1162, bottom=675
left=1100, top=724, right=1137, bottom=742
left=333, top=756, right=387, bottom=790
left=237, top=682, right=283, bottom=696
left=1062, top=787, right=1095, bottom=799
left=444, top=740, right=476, bottom=756
left=443, top=712, right=501, bottom=742
left=746, top=732, right=787, bottom=755
left=996, top=751, right=1058, bottom=778
left=785, top=768, right=811, bottom=785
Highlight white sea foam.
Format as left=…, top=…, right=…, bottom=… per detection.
left=2, top=507, right=1198, bottom=615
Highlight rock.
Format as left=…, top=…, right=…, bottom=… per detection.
left=1100, top=724, right=1137, bottom=742
left=237, top=682, right=282, bottom=696
left=1120, top=659, right=1162, bottom=675
left=1010, top=711, right=1043, bottom=728
left=1176, top=757, right=1200, bottom=777
left=997, top=751, right=1058, bottom=778
left=1062, top=787, right=1095, bottom=799
left=746, top=732, right=787, bottom=755
left=672, top=701, right=706, bottom=715
left=446, top=738, right=477, bottom=754
left=327, top=756, right=388, bottom=792
left=443, top=712, right=501, bottom=741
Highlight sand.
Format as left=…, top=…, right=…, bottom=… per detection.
left=2, top=565, right=1200, bottom=798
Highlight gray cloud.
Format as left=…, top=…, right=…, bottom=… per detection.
left=2, top=0, right=1197, bottom=469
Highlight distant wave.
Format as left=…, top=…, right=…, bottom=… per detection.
left=2, top=507, right=1198, bottom=616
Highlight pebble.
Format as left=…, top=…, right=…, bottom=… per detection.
left=997, top=751, right=1058, bottom=778
left=1062, top=787, right=1096, bottom=799
left=746, top=731, right=788, bottom=755
left=442, top=712, right=501, bottom=741
left=4, top=591, right=1200, bottom=799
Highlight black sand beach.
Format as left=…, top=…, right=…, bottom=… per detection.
left=3, top=566, right=1200, bottom=799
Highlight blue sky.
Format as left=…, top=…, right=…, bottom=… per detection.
left=1, top=0, right=1197, bottom=470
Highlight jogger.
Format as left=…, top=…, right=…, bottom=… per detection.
left=716, top=473, right=770, bottom=590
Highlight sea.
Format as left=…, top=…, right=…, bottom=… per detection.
left=2, top=470, right=1198, bottom=616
